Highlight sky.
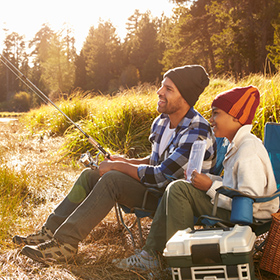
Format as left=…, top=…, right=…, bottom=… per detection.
left=1, top=0, right=176, bottom=52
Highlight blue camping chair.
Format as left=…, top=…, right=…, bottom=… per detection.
left=196, top=122, right=280, bottom=250
left=115, top=137, right=229, bottom=247
left=264, top=122, right=280, bottom=190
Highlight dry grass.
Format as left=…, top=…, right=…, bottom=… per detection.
left=0, top=119, right=165, bottom=279
left=0, top=119, right=279, bottom=280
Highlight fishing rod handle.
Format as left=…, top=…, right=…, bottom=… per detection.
left=88, top=137, right=110, bottom=159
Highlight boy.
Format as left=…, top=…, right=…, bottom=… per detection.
left=116, top=85, right=279, bottom=271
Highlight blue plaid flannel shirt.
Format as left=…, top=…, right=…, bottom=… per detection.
left=137, top=107, right=217, bottom=188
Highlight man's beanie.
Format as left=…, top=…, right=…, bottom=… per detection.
left=163, top=65, right=210, bottom=107
left=212, top=86, right=260, bottom=125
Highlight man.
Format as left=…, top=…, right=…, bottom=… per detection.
left=13, top=65, right=216, bottom=263
left=115, top=86, right=279, bottom=271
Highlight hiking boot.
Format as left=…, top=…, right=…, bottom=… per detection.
left=113, top=250, right=159, bottom=271
left=21, top=238, right=77, bottom=263
left=12, top=226, right=53, bottom=246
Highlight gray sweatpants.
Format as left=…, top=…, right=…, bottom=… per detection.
left=45, top=168, right=160, bottom=246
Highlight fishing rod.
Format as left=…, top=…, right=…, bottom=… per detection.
left=0, top=53, right=110, bottom=166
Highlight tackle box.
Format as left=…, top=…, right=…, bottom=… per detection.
left=163, top=225, right=256, bottom=280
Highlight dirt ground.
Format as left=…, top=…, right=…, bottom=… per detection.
left=0, top=118, right=279, bottom=280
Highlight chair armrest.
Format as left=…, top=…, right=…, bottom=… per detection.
left=196, top=214, right=235, bottom=229
left=141, top=187, right=163, bottom=209
left=216, top=186, right=280, bottom=203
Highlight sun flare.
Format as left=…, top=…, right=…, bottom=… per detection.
left=0, top=0, right=175, bottom=51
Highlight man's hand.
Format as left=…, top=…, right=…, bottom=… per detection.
left=98, top=158, right=140, bottom=181
left=189, top=170, right=212, bottom=191
left=98, top=159, right=115, bottom=176
left=108, top=155, right=127, bottom=162
left=97, top=155, right=127, bottom=176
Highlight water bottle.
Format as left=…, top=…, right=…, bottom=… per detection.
left=185, top=139, right=207, bottom=182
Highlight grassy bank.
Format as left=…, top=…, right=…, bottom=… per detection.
left=0, top=160, right=30, bottom=246
left=0, top=112, right=24, bottom=118
left=22, top=74, right=280, bottom=160
left=0, top=75, right=279, bottom=279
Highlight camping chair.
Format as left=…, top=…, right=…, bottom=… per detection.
left=115, top=137, right=229, bottom=247
left=264, top=122, right=280, bottom=190
left=196, top=122, right=280, bottom=252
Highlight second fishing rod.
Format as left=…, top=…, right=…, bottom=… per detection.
left=0, top=53, right=110, bottom=166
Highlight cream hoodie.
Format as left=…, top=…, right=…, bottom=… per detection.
left=206, top=125, right=279, bottom=219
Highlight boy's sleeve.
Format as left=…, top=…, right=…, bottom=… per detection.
left=206, top=154, right=274, bottom=211
left=206, top=174, right=223, bottom=201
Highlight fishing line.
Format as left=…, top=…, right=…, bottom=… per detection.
left=0, top=55, right=49, bottom=106
left=0, top=53, right=110, bottom=158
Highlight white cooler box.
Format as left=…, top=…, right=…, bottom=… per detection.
left=163, top=225, right=256, bottom=280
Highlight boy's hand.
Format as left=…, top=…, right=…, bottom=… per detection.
left=190, top=170, right=212, bottom=191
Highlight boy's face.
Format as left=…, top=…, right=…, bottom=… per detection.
left=210, top=107, right=242, bottom=142
left=157, top=77, right=188, bottom=116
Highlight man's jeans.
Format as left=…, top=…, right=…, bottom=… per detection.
left=143, top=179, right=232, bottom=255
left=45, top=168, right=159, bottom=247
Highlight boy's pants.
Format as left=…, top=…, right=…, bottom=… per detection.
left=143, top=179, right=232, bottom=255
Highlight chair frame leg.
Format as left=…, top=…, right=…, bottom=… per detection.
left=115, top=203, right=136, bottom=247
left=136, top=216, right=144, bottom=246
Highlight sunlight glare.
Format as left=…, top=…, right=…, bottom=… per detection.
left=0, top=0, right=176, bottom=51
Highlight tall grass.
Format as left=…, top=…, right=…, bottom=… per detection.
left=1, top=75, right=280, bottom=279
left=21, top=75, right=280, bottom=160
left=197, top=73, right=280, bottom=139
left=22, top=93, right=90, bottom=136
left=62, top=88, right=159, bottom=160
left=0, top=112, right=24, bottom=118
left=0, top=158, right=30, bottom=248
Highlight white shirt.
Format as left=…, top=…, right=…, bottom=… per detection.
left=158, top=121, right=175, bottom=157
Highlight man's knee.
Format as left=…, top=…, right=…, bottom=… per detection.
left=97, top=170, right=127, bottom=193
left=100, top=170, right=125, bottom=185
left=79, top=168, right=99, bottom=180
left=69, top=168, right=100, bottom=202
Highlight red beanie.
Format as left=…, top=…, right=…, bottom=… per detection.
left=212, top=86, right=260, bottom=125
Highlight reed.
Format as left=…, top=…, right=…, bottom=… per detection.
left=1, top=75, right=279, bottom=279
left=21, top=75, right=280, bottom=159
left=0, top=159, right=30, bottom=248
left=22, top=92, right=90, bottom=136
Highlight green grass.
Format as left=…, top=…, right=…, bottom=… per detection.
left=1, top=75, right=279, bottom=279
left=0, top=112, right=24, bottom=118
left=0, top=159, right=30, bottom=248
left=21, top=74, right=280, bottom=158
left=21, top=93, right=90, bottom=136
left=62, top=89, right=158, bottom=160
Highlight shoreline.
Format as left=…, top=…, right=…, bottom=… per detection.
left=0, top=117, right=18, bottom=123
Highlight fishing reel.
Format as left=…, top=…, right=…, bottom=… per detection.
left=79, top=151, right=101, bottom=169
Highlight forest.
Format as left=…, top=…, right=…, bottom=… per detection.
left=0, top=0, right=280, bottom=112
